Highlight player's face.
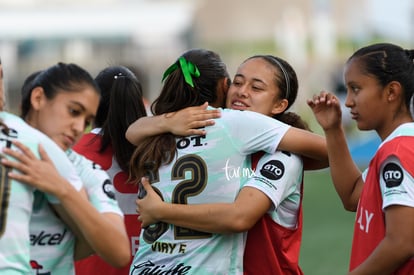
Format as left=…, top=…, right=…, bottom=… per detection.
left=30, top=87, right=99, bottom=151
left=226, top=58, right=284, bottom=116
left=344, top=58, right=389, bottom=134
left=0, top=59, right=4, bottom=111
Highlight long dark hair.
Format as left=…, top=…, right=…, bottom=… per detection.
left=94, top=65, right=148, bottom=173
left=129, top=48, right=229, bottom=181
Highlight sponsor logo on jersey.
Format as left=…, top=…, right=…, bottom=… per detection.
left=0, top=127, right=18, bottom=148
left=102, top=179, right=116, bottom=200
left=30, top=260, right=51, bottom=275
left=176, top=135, right=206, bottom=149
left=92, top=162, right=104, bottom=170
left=30, top=229, right=67, bottom=246
left=382, top=162, right=403, bottom=188
left=0, top=126, right=18, bottom=138
left=260, top=160, right=284, bottom=180
left=130, top=260, right=191, bottom=275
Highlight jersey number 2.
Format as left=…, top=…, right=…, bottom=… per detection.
left=143, top=154, right=212, bottom=243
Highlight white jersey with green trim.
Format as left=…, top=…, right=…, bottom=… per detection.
left=130, top=108, right=290, bottom=275
left=29, top=149, right=122, bottom=274
left=66, top=149, right=122, bottom=217
left=0, top=112, right=82, bottom=274
left=244, top=151, right=303, bottom=228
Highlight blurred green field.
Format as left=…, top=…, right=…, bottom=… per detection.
left=299, top=169, right=355, bottom=275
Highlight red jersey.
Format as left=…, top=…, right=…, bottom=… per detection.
left=244, top=152, right=304, bottom=275
left=73, top=131, right=141, bottom=275
left=350, top=135, right=414, bottom=273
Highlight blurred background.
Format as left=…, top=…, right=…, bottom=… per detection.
left=1, top=0, right=413, bottom=273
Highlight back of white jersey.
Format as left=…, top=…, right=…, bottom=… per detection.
left=131, top=108, right=289, bottom=275
left=0, top=112, right=82, bottom=274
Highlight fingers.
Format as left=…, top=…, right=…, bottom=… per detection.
left=308, top=91, right=338, bottom=106
left=2, top=147, right=29, bottom=164
left=188, top=120, right=214, bottom=129
left=186, top=109, right=220, bottom=132
left=0, top=156, right=24, bottom=172
left=191, top=110, right=221, bottom=121
left=190, top=102, right=221, bottom=119
left=4, top=170, right=29, bottom=183
left=200, top=110, right=221, bottom=120
left=0, top=156, right=33, bottom=184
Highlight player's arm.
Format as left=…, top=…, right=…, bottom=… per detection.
left=126, top=102, right=221, bottom=145
left=1, top=141, right=130, bottom=268
left=307, top=91, right=362, bottom=210
left=278, top=127, right=329, bottom=166
left=348, top=205, right=414, bottom=274
left=50, top=198, right=95, bottom=260
left=137, top=177, right=271, bottom=233
left=61, top=208, right=127, bottom=262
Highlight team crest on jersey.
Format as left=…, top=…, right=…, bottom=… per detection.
left=260, top=160, right=284, bottom=180
left=382, top=162, right=403, bottom=188
left=30, top=260, right=51, bottom=275
left=102, top=179, right=116, bottom=200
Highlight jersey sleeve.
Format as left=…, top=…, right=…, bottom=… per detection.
left=221, top=109, right=290, bottom=155
left=243, top=151, right=303, bottom=210
left=379, top=155, right=414, bottom=209
left=66, top=150, right=123, bottom=216
left=37, top=135, right=83, bottom=204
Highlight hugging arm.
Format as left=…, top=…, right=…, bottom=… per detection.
left=1, top=141, right=130, bottom=267
left=125, top=102, right=221, bottom=145
left=279, top=127, right=329, bottom=167
left=136, top=177, right=271, bottom=233
left=126, top=102, right=329, bottom=168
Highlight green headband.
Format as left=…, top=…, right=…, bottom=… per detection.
left=162, top=57, right=200, bottom=88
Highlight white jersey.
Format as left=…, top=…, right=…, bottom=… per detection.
left=130, top=108, right=290, bottom=275
left=29, top=149, right=122, bottom=274
left=66, top=149, right=122, bottom=217
left=0, top=112, right=82, bottom=274
left=244, top=151, right=303, bottom=228
left=361, top=123, right=414, bottom=210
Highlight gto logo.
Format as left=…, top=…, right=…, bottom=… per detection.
left=382, top=162, right=403, bottom=188
left=260, top=160, right=284, bottom=180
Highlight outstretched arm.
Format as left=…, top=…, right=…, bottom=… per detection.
left=307, top=91, right=363, bottom=211
left=126, top=102, right=221, bottom=145
left=1, top=141, right=130, bottom=267
left=136, top=177, right=271, bottom=233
